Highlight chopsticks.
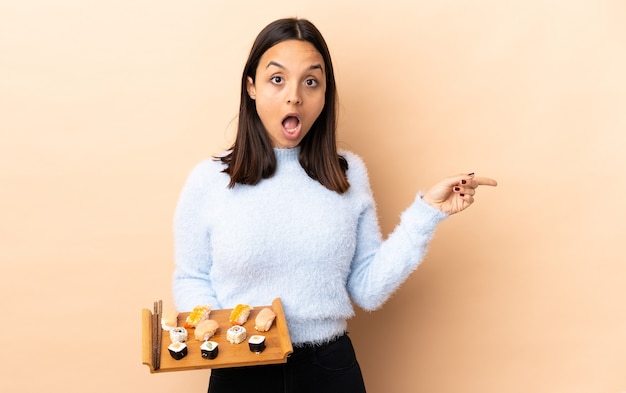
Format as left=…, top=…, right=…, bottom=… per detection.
left=152, top=300, right=163, bottom=370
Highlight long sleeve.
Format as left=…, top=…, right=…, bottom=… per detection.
left=172, top=161, right=220, bottom=312
left=345, top=158, right=448, bottom=311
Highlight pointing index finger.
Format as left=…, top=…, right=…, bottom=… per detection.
left=474, top=176, right=498, bottom=187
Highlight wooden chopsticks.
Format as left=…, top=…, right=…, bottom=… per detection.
left=152, top=300, right=163, bottom=370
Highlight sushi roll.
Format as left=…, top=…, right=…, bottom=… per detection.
left=254, top=307, right=276, bottom=332
left=194, top=319, right=219, bottom=341
left=226, top=325, right=247, bottom=344
left=200, top=341, right=219, bottom=360
left=167, top=342, right=188, bottom=360
left=229, top=304, right=253, bottom=325
left=184, top=305, right=212, bottom=328
left=170, top=327, right=188, bottom=343
left=161, top=308, right=179, bottom=331
left=248, top=335, right=266, bottom=354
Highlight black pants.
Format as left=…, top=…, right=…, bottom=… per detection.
left=207, top=333, right=367, bottom=393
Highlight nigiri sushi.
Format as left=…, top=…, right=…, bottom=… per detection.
left=254, top=307, right=276, bottom=332
left=229, top=304, right=253, bottom=325
left=161, top=308, right=179, bottom=331
left=194, top=319, right=219, bottom=341
left=184, top=305, right=211, bottom=328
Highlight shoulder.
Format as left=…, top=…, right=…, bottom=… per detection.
left=339, top=149, right=364, bottom=165
left=182, top=156, right=229, bottom=190
left=339, top=150, right=369, bottom=186
left=190, top=152, right=230, bottom=176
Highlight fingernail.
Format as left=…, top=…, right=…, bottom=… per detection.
left=461, top=180, right=467, bottom=184
left=454, top=187, right=460, bottom=192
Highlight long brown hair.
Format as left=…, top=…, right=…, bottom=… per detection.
left=219, top=18, right=349, bottom=194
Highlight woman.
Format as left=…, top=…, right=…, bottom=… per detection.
left=173, top=17, right=497, bottom=393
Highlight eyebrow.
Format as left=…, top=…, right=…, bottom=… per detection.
left=266, top=60, right=324, bottom=73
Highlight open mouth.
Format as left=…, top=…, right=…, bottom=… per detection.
left=282, top=114, right=301, bottom=134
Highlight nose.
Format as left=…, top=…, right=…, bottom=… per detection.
left=286, top=84, right=302, bottom=105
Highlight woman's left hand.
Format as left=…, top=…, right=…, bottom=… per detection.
left=422, top=173, right=498, bottom=215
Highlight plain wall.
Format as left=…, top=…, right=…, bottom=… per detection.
left=1, top=1, right=625, bottom=392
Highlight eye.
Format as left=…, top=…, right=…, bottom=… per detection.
left=270, top=76, right=283, bottom=84
left=305, top=78, right=319, bottom=87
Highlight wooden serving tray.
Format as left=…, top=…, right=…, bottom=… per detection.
left=142, top=298, right=293, bottom=373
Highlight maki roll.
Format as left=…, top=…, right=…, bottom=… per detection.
left=226, top=325, right=247, bottom=344
left=167, top=342, right=188, bottom=360
left=170, top=327, right=188, bottom=343
left=200, top=341, right=219, bottom=360
left=248, top=335, right=266, bottom=354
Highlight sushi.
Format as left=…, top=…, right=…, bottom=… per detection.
left=184, top=305, right=212, bottom=328
left=226, top=325, right=247, bottom=344
left=229, top=304, right=253, bottom=325
left=248, top=335, right=266, bottom=354
left=254, top=307, right=276, bottom=332
left=200, top=341, right=219, bottom=360
left=167, top=342, right=188, bottom=360
left=169, top=327, right=188, bottom=343
left=161, top=308, right=179, bottom=331
left=194, top=319, right=219, bottom=341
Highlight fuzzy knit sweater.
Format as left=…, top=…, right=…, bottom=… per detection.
left=172, top=147, right=447, bottom=345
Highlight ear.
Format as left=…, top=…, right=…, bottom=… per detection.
left=246, top=76, right=256, bottom=99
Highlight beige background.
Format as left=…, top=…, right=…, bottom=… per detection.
left=2, top=0, right=625, bottom=392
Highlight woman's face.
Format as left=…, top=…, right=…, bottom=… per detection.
left=247, top=40, right=326, bottom=148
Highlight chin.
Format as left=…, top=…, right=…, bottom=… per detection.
left=277, top=142, right=300, bottom=149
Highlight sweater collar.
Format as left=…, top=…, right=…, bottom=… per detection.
left=274, top=146, right=300, bottom=162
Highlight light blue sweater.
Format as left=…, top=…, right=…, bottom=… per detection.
left=173, top=147, right=447, bottom=345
